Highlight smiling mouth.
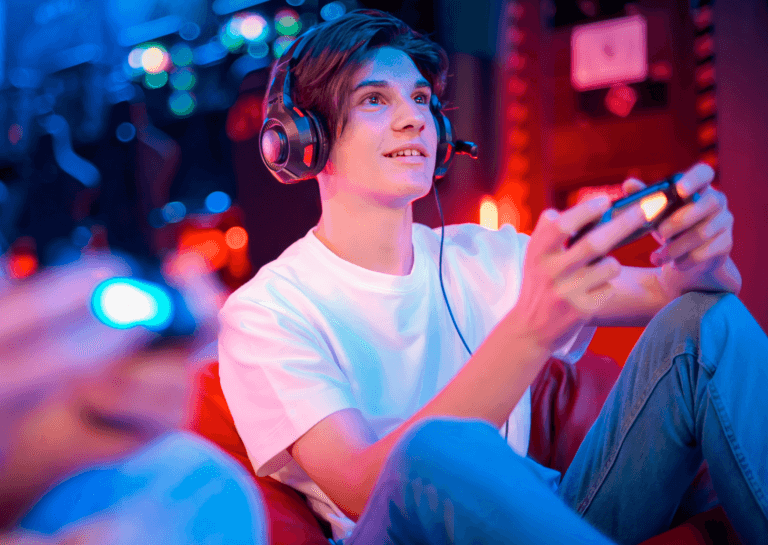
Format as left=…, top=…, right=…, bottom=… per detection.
left=384, top=149, right=426, bottom=158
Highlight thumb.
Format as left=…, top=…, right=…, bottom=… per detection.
left=622, top=178, right=646, bottom=196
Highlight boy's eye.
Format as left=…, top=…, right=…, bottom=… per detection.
left=363, top=93, right=383, bottom=106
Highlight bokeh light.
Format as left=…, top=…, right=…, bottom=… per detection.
left=144, top=71, right=169, bottom=89
left=171, top=43, right=194, bottom=67
left=168, top=91, right=197, bottom=117
left=115, top=122, right=136, bottom=142
left=239, top=13, right=269, bottom=41
left=225, top=226, right=248, bottom=250
left=91, top=278, right=173, bottom=331
left=141, top=45, right=169, bottom=74
left=161, top=201, right=187, bottom=223
left=9, top=254, right=37, bottom=279
left=179, top=22, right=201, bottom=41
left=170, top=68, right=196, bottom=91
left=178, top=229, right=228, bottom=270
left=221, top=20, right=245, bottom=51
left=205, top=191, right=232, bottom=214
left=275, top=8, right=301, bottom=36
left=248, top=41, right=269, bottom=59
left=479, top=196, right=499, bottom=230
left=320, top=1, right=346, bottom=21
left=273, top=36, right=297, bottom=58
left=128, top=47, right=145, bottom=69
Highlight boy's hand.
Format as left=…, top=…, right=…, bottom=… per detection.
left=513, top=194, right=647, bottom=352
left=624, top=163, right=738, bottom=297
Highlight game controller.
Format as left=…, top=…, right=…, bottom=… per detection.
left=566, top=173, right=701, bottom=256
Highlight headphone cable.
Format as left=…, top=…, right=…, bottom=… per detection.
left=433, top=182, right=510, bottom=442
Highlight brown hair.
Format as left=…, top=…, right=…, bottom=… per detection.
left=264, top=9, right=449, bottom=147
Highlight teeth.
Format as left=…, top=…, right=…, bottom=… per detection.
left=388, top=149, right=423, bottom=157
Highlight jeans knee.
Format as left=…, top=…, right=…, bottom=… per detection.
left=388, top=418, right=499, bottom=480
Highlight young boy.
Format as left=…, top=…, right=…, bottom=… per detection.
left=219, top=9, right=766, bottom=544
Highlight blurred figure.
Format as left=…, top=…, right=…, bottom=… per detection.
left=0, top=254, right=266, bottom=544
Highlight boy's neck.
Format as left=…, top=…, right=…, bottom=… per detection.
left=314, top=200, right=415, bottom=276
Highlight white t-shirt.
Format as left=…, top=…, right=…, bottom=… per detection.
left=218, top=222, right=595, bottom=540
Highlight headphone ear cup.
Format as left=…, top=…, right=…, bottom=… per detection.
left=260, top=106, right=330, bottom=184
left=431, top=96, right=454, bottom=179
left=305, top=109, right=330, bottom=178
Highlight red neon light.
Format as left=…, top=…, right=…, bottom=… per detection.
left=178, top=229, right=228, bottom=270
left=9, top=254, right=38, bottom=279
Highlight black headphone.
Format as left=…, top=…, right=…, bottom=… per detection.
left=259, top=32, right=477, bottom=184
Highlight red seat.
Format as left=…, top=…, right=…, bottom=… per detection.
left=186, top=354, right=741, bottom=544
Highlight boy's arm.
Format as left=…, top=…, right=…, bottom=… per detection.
left=289, top=313, right=550, bottom=521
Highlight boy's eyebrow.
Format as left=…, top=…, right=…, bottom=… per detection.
left=352, top=78, right=431, bottom=92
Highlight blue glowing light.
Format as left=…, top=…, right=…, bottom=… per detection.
left=91, top=278, right=174, bottom=331
left=320, top=1, right=346, bottom=21
left=171, top=44, right=194, bottom=67
left=168, top=91, right=197, bottom=117
left=248, top=41, right=269, bottom=59
left=116, top=122, right=136, bottom=142
left=162, top=201, right=187, bottom=223
left=179, top=22, right=201, bottom=41
left=170, top=68, right=196, bottom=91
left=144, top=71, right=169, bottom=89
left=205, top=191, right=232, bottom=213
left=71, top=225, right=92, bottom=248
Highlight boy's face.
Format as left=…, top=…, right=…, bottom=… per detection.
left=322, top=47, right=438, bottom=208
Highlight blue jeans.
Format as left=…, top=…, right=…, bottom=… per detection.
left=345, top=292, right=768, bottom=545
left=19, top=431, right=267, bottom=544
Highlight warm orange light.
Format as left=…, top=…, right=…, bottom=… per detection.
left=178, top=229, right=228, bottom=270
left=225, top=226, right=249, bottom=250
left=9, top=254, right=38, bottom=279
left=479, top=196, right=499, bottom=231
left=640, top=193, right=668, bottom=222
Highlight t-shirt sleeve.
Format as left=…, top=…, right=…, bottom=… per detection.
left=218, top=291, right=356, bottom=477
left=509, top=226, right=597, bottom=365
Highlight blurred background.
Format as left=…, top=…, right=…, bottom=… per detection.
left=0, top=0, right=765, bottom=364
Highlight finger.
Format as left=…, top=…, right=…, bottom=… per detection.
left=652, top=208, right=732, bottom=266
left=530, top=197, right=610, bottom=257
left=622, top=178, right=646, bottom=196
left=673, top=229, right=732, bottom=272
left=657, top=188, right=724, bottom=242
left=561, top=204, right=647, bottom=275
left=677, top=162, right=715, bottom=199
left=541, top=195, right=613, bottom=254
left=529, top=208, right=563, bottom=252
